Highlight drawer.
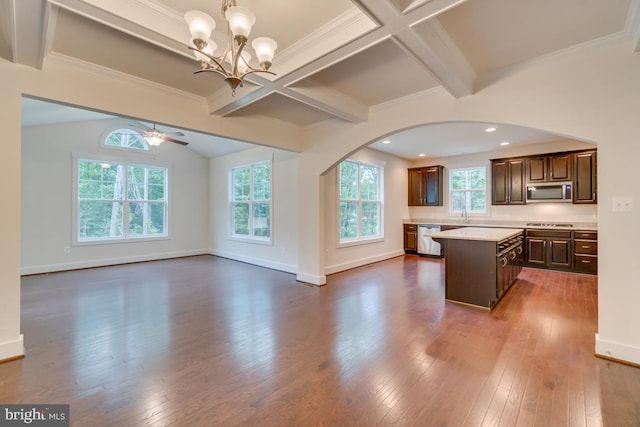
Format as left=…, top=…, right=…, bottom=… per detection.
left=575, top=240, right=598, bottom=255
left=527, top=229, right=572, bottom=239
left=575, top=254, right=597, bottom=274
left=574, top=231, right=597, bottom=240
left=404, top=224, right=417, bottom=231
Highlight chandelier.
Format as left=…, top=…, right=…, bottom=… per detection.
left=184, top=1, right=278, bottom=96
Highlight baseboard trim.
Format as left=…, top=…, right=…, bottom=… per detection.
left=0, top=335, right=24, bottom=363
left=210, top=250, right=297, bottom=275
left=595, top=333, right=640, bottom=366
left=324, top=250, right=406, bottom=275
left=296, top=272, right=327, bottom=286
left=20, top=250, right=211, bottom=275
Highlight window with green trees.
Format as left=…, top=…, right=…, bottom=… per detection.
left=338, top=160, right=383, bottom=242
left=231, top=161, right=271, bottom=241
left=103, top=128, right=149, bottom=151
left=76, top=159, right=167, bottom=242
left=449, top=166, right=487, bottom=214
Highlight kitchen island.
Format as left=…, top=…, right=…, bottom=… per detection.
left=431, top=227, right=525, bottom=310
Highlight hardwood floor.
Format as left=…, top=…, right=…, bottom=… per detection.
left=2, top=255, right=639, bottom=426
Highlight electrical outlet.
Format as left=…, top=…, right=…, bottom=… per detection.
left=64, top=246, right=71, bottom=253
left=612, top=196, right=632, bottom=212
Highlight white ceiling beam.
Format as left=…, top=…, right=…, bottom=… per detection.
left=5, top=0, right=54, bottom=69
left=283, top=81, right=369, bottom=123
left=350, top=0, right=475, bottom=98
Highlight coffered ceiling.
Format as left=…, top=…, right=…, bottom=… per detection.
left=4, top=0, right=640, bottom=158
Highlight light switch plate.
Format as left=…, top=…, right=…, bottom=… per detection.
left=612, top=196, right=632, bottom=212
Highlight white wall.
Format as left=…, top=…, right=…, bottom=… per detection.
left=408, top=139, right=598, bottom=223
left=210, top=146, right=299, bottom=273
left=21, top=118, right=210, bottom=274
left=323, top=148, right=409, bottom=274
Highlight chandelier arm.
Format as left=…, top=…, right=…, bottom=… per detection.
left=238, top=69, right=277, bottom=79
left=188, top=46, right=231, bottom=78
left=194, top=68, right=230, bottom=79
left=232, top=39, right=249, bottom=77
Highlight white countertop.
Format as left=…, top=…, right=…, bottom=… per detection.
left=403, top=218, right=597, bottom=231
left=430, top=227, right=524, bottom=242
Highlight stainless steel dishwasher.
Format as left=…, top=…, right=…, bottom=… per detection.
left=417, top=224, right=442, bottom=257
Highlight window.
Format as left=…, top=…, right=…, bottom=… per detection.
left=103, top=128, right=149, bottom=151
left=338, top=160, right=383, bottom=243
left=76, top=159, right=168, bottom=243
left=449, top=166, right=487, bottom=214
left=231, top=161, right=272, bottom=242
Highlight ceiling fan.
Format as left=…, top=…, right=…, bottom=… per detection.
left=132, top=123, right=189, bottom=146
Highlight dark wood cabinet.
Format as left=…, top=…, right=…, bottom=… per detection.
left=528, top=154, right=573, bottom=182
left=574, top=230, right=597, bottom=274
left=573, top=150, right=597, bottom=204
left=492, top=158, right=525, bottom=205
left=408, top=166, right=443, bottom=206
left=526, top=229, right=573, bottom=269
left=403, top=224, right=418, bottom=253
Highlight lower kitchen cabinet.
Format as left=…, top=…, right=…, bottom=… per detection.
left=574, top=230, right=597, bottom=274
left=403, top=224, right=417, bottom=253
left=526, top=230, right=573, bottom=270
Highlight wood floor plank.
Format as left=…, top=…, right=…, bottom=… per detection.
left=0, top=255, right=637, bottom=426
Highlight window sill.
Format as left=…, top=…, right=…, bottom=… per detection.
left=74, top=235, right=169, bottom=246
left=229, top=236, right=273, bottom=246
left=338, top=236, right=384, bottom=248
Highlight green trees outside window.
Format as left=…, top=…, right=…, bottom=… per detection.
left=338, top=160, right=383, bottom=242
left=232, top=162, right=271, bottom=240
left=449, top=166, right=487, bottom=214
left=77, top=160, right=167, bottom=241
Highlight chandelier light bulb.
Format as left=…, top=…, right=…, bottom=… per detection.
left=192, top=38, right=217, bottom=63
left=225, top=6, right=256, bottom=40
left=252, top=37, right=277, bottom=69
left=184, top=10, right=216, bottom=42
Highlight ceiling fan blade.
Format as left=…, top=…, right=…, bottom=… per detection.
left=162, top=136, right=189, bottom=146
left=163, top=131, right=185, bottom=137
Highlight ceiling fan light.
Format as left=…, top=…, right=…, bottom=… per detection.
left=252, top=37, right=277, bottom=69
left=225, top=6, right=255, bottom=40
left=184, top=10, right=216, bottom=43
left=144, top=130, right=164, bottom=147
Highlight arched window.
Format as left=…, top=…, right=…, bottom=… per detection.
left=103, top=128, right=148, bottom=151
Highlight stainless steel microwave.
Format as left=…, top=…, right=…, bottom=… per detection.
left=526, top=182, right=572, bottom=203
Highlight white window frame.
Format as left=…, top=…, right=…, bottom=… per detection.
left=448, top=165, right=489, bottom=216
left=229, top=160, right=273, bottom=245
left=337, top=159, right=384, bottom=247
left=72, top=154, right=169, bottom=245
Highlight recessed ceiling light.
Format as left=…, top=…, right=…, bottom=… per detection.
left=500, top=141, right=510, bottom=146
left=418, top=153, right=426, bottom=157
left=485, top=127, right=497, bottom=132
left=382, top=140, right=391, bottom=144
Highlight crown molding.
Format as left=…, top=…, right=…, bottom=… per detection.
left=46, top=52, right=206, bottom=103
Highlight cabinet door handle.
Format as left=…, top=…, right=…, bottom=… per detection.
left=582, top=260, right=591, bottom=264
left=581, top=245, right=591, bottom=249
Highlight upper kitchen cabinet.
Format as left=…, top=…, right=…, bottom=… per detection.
left=408, top=166, right=444, bottom=206
left=573, top=150, right=597, bottom=204
left=491, top=158, right=526, bottom=205
left=527, top=153, right=573, bottom=182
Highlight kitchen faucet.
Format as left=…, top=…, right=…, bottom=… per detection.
left=462, top=208, right=469, bottom=223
